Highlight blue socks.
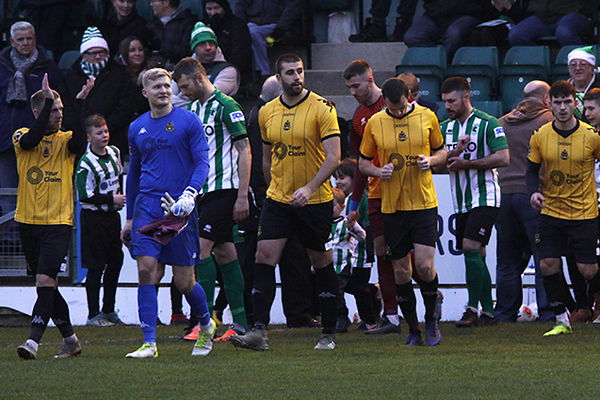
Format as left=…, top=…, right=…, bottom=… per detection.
left=184, top=282, right=211, bottom=326
left=138, top=284, right=157, bottom=343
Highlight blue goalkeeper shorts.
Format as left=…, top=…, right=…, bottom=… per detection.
left=130, top=194, right=200, bottom=266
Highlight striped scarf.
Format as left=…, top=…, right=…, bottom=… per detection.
left=80, top=57, right=107, bottom=78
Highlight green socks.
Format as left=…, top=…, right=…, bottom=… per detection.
left=480, top=256, right=494, bottom=314
left=220, top=259, right=249, bottom=330
left=464, top=249, right=494, bottom=313
left=196, top=257, right=217, bottom=314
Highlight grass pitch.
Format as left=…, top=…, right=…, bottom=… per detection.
left=1, top=322, right=599, bottom=399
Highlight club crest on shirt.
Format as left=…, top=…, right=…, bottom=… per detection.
left=560, top=149, right=568, bottom=160
left=43, top=147, right=50, bottom=158
left=166, top=122, right=174, bottom=132
left=398, top=131, right=407, bottom=142
left=283, top=120, right=291, bottom=131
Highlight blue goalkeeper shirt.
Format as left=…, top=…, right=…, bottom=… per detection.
left=126, top=106, right=209, bottom=219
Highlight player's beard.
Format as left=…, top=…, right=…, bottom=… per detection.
left=283, top=80, right=304, bottom=97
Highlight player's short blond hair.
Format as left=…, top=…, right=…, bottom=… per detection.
left=142, top=68, right=172, bottom=89
left=30, top=89, right=61, bottom=111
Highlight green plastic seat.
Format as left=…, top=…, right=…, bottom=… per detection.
left=447, top=46, right=499, bottom=101
left=473, top=101, right=503, bottom=118
left=396, top=47, right=447, bottom=101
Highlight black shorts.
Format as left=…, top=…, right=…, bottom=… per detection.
left=382, top=207, right=438, bottom=260
left=258, top=198, right=333, bottom=251
left=19, top=223, right=71, bottom=278
left=455, top=206, right=499, bottom=249
left=80, top=209, right=123, bottom=269
left=536, top=214, right=598, bottom=264
left=197, top=189, right=237, bottom=243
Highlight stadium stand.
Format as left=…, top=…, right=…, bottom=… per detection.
left=395, top=46, right=446, bottom=101
left=447, top=46, right=498, bottom=102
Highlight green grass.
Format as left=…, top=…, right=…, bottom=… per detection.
left=1, top=322, right=599, bottom=399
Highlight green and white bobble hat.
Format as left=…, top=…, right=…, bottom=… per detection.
left=80, top=26, right=109, bottom=55
left=568, top=46, right=596, bottom=67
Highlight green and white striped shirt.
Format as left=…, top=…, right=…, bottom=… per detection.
left=441, top=109, right=508, bottom=213
left=331, top=194, right=370, bottom=273
left=75, top=145, right=123, bottom=211
left=188, top=89, right=247, bottom=193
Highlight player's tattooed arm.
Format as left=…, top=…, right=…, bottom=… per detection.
left=233, top=137, right=251, bottom=222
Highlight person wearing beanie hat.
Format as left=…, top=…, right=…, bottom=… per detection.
left=567, top=46, right=600, bottom=120
left=187, top=21, right=240, bottom=97
left=62, top=26, right=134, bottom=155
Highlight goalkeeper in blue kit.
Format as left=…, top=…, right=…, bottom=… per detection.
left=121, top=68, right=214, bottom=358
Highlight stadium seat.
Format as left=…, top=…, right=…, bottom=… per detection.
left=550, top=45, right=580, bottom=82
left=447, top=47, right=499, bottom=101
left=499, top=46, right=550, bottom=112
left=396, top=46, right=447, bottom=102
left=473, top=101, right=503, bottom=118
left=59, top=50, right=80, bottom=70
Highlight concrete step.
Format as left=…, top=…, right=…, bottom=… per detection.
left=310, top=42, right=407, bottom=71
left=305, top=69, right=396, bottom=97
left=325, top=95, right=359, bottom=121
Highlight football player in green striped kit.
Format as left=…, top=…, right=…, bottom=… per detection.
left=441, top=77, right=509, bottom=328
left=173, top=57, right=251, bottom=340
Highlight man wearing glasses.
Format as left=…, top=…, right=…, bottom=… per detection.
left=567, top=46, right=600, bottom=121
left=62, top=27, right=134, bottom=155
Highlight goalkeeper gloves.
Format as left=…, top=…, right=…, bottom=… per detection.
left=162, top=186, right=198, bottom=217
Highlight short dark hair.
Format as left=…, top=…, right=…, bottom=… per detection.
left=275, top=53, right=303, bottom=74
left=550, top=80, right=576, bottom=100
left=172, top=57, right=207, bottom=81
left=441, top=76, right=471, bottom=94
left=334, top=158, right=356, bottom=179
left=343, top=60, right=372, bottom=81
left=382, top=78, right=409, bottom=103
left=583, top=88, right=600, bottom=103
left=84, top=114, right=107, bottom=132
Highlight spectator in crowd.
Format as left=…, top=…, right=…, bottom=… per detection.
left=527, top=80, right=600, bottom=337
left=442, top=77, right=509, bottom=328
left=397, top=72, right=439, bottom=113
left=99, top=0, right=160, bottom=58
left=172, top=22, right=240, bottom=107
left=508, top=0, right=593, bottom=47
left=75, top=115, right=125, bottom=327
left=494, top=80, right=554, bottom=323
left=20, top=0, right=72, bottom=60
left=229, top=54, right=341, bottom=351
left=62, top=27, right=133, bottom=156
left=359, top=78, right=446, bottom=346
left=15, top=74, right=90, bottom=360
left=469, top=0, right=530, bottom=54
left=349, top=0, right=418, bottom=42
left=403, top=0, right=498, bottom=59
left=203, top=0, right=252, bottom=86
left=190, top=22, right=240, bottom=97
left=344, top=60, right=402, bottom=334
left=566, top=47, right=600, bottom=120
left=147, top=0, right=196, bottom=67
left=172, top=57, right=251, bottom=341
left=117, top=36, right=150, bottom=118
left=122, top=68, right=213, bottom=358
left=0, top=21, right=62, bottom=244
left=234, top=0, right=303, bottom=78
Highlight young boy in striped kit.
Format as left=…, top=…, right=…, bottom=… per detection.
left=75, top=115, right=125, bottom=327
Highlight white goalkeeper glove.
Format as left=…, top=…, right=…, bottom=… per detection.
left=169, top=186, right=198, bottom=217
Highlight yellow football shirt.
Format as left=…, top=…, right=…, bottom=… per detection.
left=359, top=104, right=444, bottom=214
left=13, top=128, right=76, bottom=225
left=528, top=120, right=600, bottom=220
left=259, top=91, right=340, bottom=204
